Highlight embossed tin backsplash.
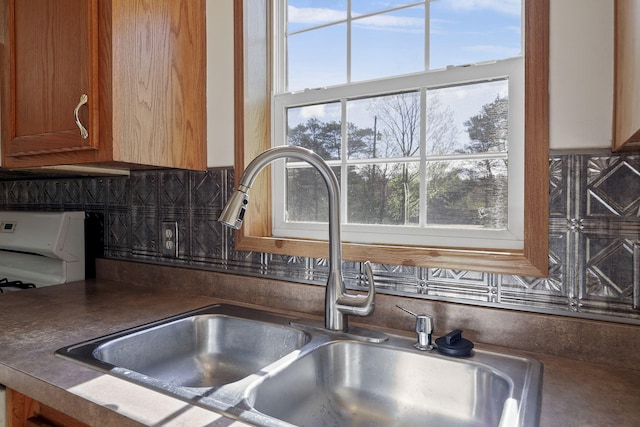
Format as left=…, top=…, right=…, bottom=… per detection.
left=0, top=151, right=638, bottom=322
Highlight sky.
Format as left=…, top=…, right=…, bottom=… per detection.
left=284, top=0, right=521, bottom=151
left=286, top=0, right=521, bottom=90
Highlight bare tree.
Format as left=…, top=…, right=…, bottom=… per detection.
left=370, top=92, right=459, bottom=225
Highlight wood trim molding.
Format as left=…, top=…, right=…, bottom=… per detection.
left=523, top=0, right=550, bottom=275
left=233, top=0, right=549, bottom=277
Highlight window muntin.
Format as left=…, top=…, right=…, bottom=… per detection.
left=274, top=1, right=524, bottom=250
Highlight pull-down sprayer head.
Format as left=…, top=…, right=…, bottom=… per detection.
left=218, top=187, right=250, bottom=230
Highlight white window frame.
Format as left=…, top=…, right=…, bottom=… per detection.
left=270, top=1, right=525, bottom=250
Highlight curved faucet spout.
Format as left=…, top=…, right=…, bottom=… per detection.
left=218, top=146, right=375, bottom=332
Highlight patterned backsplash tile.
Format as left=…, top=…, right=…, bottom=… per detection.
left=0, top=151, right=638, bottom=322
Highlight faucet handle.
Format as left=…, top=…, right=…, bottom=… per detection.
left=335, top=260, right=376, bottom=317
left=397, top=305, right=435, bottom=351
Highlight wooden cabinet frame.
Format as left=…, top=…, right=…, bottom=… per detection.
left=0, top=0, right=206, bottom=171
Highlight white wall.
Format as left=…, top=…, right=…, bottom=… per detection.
left=549, top=0, right=613, bottom=150
left=206, top=0, right=235, bottom=167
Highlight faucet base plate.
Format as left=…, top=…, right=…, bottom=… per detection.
left=290, top=319, right=389, bottom=343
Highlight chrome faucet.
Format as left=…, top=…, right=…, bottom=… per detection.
left=218, top=146, right=376, bottom=332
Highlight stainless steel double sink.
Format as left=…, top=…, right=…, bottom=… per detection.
left=56, top=304, right=542, bottom=427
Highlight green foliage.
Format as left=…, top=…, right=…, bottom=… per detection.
left=285, top=94, right=509, bottom=230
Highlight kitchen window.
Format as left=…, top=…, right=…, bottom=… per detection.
left=272, top=0, right=524, bottom=250
left=234, top=0, right=549, bottom=276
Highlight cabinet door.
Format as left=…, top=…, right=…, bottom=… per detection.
left=1, top=0, right=99, bottom=158
left=6, top=388, right=90, bottom=427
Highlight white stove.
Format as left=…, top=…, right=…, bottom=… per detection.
left=0, top=210, right=85, bottom=426
left=0, top=211, right=85, bottom=293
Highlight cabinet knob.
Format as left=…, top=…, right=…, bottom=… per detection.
left=74, top=94, right=89, bottom=139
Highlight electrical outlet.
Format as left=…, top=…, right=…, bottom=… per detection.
left=161, top=222, right=179, bottom=257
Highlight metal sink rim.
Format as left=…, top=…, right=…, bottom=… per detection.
left=55, top=303, right=543, bottom=427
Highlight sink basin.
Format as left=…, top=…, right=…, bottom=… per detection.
left=247, top=340, right=540, bottom=427
left=93, top=314, right=309, bottom=388
left=57, top=305, right=310, bottom=389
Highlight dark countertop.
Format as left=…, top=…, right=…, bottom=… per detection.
left=0, top=279, right=639, bottom=427
left=0, top=280, right=252, bottom=426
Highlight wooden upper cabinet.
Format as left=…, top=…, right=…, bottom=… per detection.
left=613, top=0, right=640, bottom=151
left=0, top=0, right=206, bottom=171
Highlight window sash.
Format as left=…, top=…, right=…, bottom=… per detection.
left=272, top=58, right=524, bottom=250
